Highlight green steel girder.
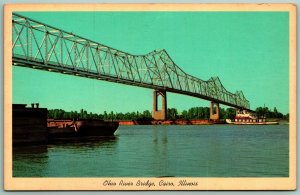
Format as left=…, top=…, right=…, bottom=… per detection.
left=12, top=13, right=250, bottom=110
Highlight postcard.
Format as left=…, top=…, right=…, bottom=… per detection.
left=4, top=3, right=296, bottom=190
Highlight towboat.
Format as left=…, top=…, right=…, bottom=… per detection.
left=226, top=110, right=279, bottom=125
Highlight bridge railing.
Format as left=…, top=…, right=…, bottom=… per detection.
left=12, top=13, right=250, bottom=110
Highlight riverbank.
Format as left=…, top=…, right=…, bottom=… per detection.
left=266, top=118, right=289, bottom=125
left=118, top=119, right=225, bottom=125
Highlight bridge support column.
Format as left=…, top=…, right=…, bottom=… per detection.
left=152, top=90, right=167, bottom=120
left=210, top=102, right=220, bottom=121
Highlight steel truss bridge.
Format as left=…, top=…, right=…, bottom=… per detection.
left=12, top=13, right=250, bottom=111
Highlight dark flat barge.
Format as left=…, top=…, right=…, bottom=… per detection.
left=48, top=119, right=119, bottom=142
left=13, top=104, right=119, bottom=146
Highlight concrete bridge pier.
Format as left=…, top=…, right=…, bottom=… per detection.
left=152, top=90, right=167, bottom=120
left=210, top=101, right=220, bottom=121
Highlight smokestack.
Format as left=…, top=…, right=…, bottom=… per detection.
left=36, top=103, right=39, bottom=108
left=31, top=103, right=34, bottom=108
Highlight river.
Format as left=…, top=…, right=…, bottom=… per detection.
left=13, top=124, right=289, bottom=177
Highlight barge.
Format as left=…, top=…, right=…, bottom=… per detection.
left=13, top=104, right=119, bottom=146
left=13, top=104, right=48, bottom=146
left=48, top=119, right=119, bottom=142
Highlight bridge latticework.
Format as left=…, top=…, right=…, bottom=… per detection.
left=12, top=13, right=250, bottom=110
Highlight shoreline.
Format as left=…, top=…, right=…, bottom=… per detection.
left=48, top=119, right=288, bottom=127
left=117, top=119, right=223, bottom=125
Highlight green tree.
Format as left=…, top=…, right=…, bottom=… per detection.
left=225, top=108, right=236, bottom=119
left=143, top=110, right=151, bottom=118
left=167, top=108, right=178, bottom=120
left=256, top=107, right=266, bottom=118
left=103, top=111, right=108, bottom=120
left=284, top=113, right=289, bottom=120
left=219, top=108, right=226, bottom=119
left=108, top=111, right=115, bottom=120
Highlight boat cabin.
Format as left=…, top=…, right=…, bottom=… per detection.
left=234, top=110, right=265, bottom=123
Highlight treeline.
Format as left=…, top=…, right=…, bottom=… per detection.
left=255, top=107, right=289, bottom=119
left=166, top=107, right=236, bottom=120
left=48, top=109, right=152, bottom=121
left=48, top=106, right=289, bottom=121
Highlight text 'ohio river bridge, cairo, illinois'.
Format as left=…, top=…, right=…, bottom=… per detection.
left=12, top=13, right=251, bottom=120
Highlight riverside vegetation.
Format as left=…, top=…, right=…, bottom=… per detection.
left=48, top=106, right=289, bottom=121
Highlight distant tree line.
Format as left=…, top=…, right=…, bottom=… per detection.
left=167, top=107, right=236, bottom=120
left=48, top=109, right=152, bottom=121
left=255, top=107, right=289, bottom=119
left=48, top=106, right=289, bottom=120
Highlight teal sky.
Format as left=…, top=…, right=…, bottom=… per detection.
left=12, top=11, right=289, bottom=114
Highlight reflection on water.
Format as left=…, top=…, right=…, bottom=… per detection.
left=151, top=126, right=171, bottom=177
left=13, top=125, right=289, bottom=177
left=13, top=145, right=48, bottom=154
left=48, top=136, right=118, bottom=148
left=13, top=136, right=118, bottom=177
left=13, top=145, right=49, bottom=177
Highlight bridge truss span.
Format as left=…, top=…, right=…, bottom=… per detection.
left=12, top=13, right=250, bottom=110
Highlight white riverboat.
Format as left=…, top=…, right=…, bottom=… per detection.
left=226, top=110, right=279, bottom=125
